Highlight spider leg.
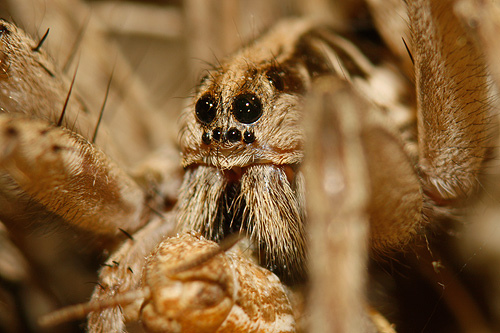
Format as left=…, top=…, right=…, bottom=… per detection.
left=87, top=213, right=175, bottom=332
left=0, top=0, right=175, bottom=167
left=0, top=115, right=148, bottom=237
left=0, top=19, right=121, bottom=159
left=0, top=16, right=181, bottom=239
left=304, top=76, right=420, bottom=332
left=141, top=233, right=296, bottom=333
left=410, top=0, right=495, bottom=208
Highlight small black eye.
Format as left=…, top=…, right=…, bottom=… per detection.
left=195, top=94, right=217, bottom=124
left=266, top=69, right=285, bottom=91
left=243, top=130, right=255, bottom=144
left=201, top=131, right=211, bottom=145
left=212, top=127, right=223, bottom=141
left=227, top=127, right=241, bottom=143
left=232, top=93, right=263, bottom=124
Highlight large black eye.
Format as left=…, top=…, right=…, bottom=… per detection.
left=195, top=94, right=217, bottom=124
left=232, top=93, right=263, bottom=124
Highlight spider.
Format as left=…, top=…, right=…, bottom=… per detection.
left=1, top=0, right=500, bottom=332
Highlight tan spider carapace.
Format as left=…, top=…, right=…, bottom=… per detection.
left=1, top=0, right=500, bottom=332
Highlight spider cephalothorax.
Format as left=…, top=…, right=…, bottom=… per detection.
left=176, top=18, right=397, bottom=282
left=177, top=20, right=313, bottom=282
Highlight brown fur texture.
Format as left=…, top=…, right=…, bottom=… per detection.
left=1, top=0, right=500, bottom=332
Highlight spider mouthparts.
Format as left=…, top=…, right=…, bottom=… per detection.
left=220, top=164, right=298, bottom=185
left=283, top=165, right=296, bottom=184
left=223, top=166, right=243, bottom=182
left=222, top=164, right=297, bottom=184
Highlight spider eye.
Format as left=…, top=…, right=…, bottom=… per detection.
left=201, top=131, right=211, bottom=145
left=227, top=127, right=241, bottom=143
left=266, top=69, right=284, bottom=91
left=232, top=93, right=263, bottom=124
left=212, top=127, right=223, bottom=141
left=243, top=130, right=255, bottom=143
left=195, top=94, right=217, bottom=124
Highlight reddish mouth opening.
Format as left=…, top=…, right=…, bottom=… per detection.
left=221, top=164, right=297, bottom=184
left=222, top=167, right=243, bottom=182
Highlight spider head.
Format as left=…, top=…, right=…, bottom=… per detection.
left=179, top=60, right=306, bottom=171
left=177, top=58, right=309, bottom=283
left=177, top=19, right=323, bottom=283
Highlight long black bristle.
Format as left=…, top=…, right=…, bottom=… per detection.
left=118, top=228, right=134, bottom=241
left=92, top=68, right=114, bottom=143
left=402, top=37, right=414, bottom=65
left=32, top=28, right=50, bottom=52
left=57, top=65, right=78, bottom=127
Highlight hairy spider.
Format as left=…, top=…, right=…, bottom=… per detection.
left=1, top=0, right=500, bottom=332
